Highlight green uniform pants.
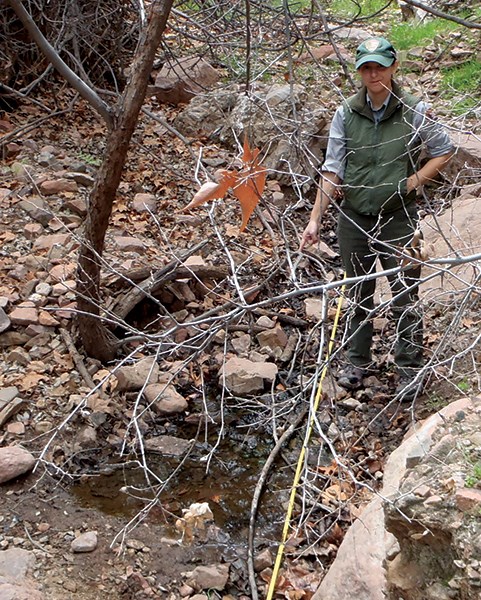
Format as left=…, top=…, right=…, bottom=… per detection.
left=337, top=204, right=423, bottom=369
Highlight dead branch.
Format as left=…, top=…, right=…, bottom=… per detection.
left=401, top=0, right=481, bottom=28
left=5, top=0, right=114, bottom=125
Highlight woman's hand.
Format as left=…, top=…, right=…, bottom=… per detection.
left=300, top=219, right=320, bottom=250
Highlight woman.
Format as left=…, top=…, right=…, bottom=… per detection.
left=300, top=37, right=453, bottom=400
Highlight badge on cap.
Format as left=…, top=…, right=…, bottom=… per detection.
left=364, top=39, right=381, bottom=51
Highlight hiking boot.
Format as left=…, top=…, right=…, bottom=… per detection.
left=395, top=368, right=424, bottom=402
left=338, top=365, right=367, bottom=390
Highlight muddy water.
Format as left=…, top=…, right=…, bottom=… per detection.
left=70, top=431, right=292, bottom=541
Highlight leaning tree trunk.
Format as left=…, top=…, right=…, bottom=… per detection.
left=76, top=0, right=174, bottom=362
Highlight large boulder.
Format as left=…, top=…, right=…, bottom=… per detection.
left=150, top=56, right=221, bottom=105
left=420, top=194, right=481, bottom=300
left=174, top=83, right=329, bottom=186
left=312, top=397, right=481, bottom=600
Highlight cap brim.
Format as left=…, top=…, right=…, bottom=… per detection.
left=355, top=55, right=395, bottom=69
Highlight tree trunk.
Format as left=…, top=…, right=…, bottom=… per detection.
left=76, top=0, right=174, bottom=362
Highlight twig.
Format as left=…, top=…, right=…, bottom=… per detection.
left=59, top=327, right=98, bottom=392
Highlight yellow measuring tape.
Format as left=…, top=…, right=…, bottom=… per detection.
left=266, top=283, right=346, bottom=599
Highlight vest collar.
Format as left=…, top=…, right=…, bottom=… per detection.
left=349, top=81, right=404, bottom=122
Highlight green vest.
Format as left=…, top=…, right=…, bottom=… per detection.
left=342, top=82, right=421, bottom=215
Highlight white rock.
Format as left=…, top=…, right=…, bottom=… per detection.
left=71, top=531, right=98, bottom=553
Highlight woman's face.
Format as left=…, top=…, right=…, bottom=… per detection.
left=358, top=61, right=397, bottom=95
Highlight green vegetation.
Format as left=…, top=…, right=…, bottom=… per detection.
left=329, top=0, right=389, bottom=19
left=441, top=60, right=481, bottom=115
left=78, top=152, right=102, bottom=166
left=424, top=392, right=450, bottom=412
left=465, top=462, right=481, bottom=488
left=456, top=378, right=471, bottom=393
left=390, top=19, right=458, bottom=50
left=442, top=60, right=481, bottom=94
left=270, top=0, right=312, bottom=10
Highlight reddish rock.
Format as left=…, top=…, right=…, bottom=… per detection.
left=144, top=384, right=188, bottom=414
left=64, top=197, right=88, bottom=216
left=33, top=233, right=72, bottom=251
left=115, top=357, right=160, bottom=391
left=48, top=262, right=77, bottom=282
left=256, top=325, right=288, bottom=350
left=9, top=305, right=39, bottom=326
left=187, top=564, right=230, bottom=591
left=38, top=179, right=78, bottom=195
left=38, top=311, right=60, bottom=327
left=24, top=223, right=44, bottom=239
left=56, top=302, right=76, bottom=319
left=52, top=280, right=76, bottom=296
left=113, top=236, right=146, bottom=252
left=455, top=488, right=481, bottom=512
left=152, top=56, right=220, bottom=105
left=5, top=142, right=21, bottom=157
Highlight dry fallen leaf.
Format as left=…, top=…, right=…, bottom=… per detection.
left=184, top=136, right=266, bottom=232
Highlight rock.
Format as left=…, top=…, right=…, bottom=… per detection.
left=188, top=564, right=230, bottom=591
left=143, top=384, right=188, bottom=414
left=455, top=488, right=481, bottom=512
left=179, top=583, right=195, bottom=597
left=151, top=56, right=220, bottom=105
left=71, top=531, right=98, bottom=553
left=0, top=385, right=19, bottom=410
left=254, top=548, right=273, bottom=572
left=63, top=197, right=88, bottom=216
left=0, top=307, right=10, bottom=333
left=175, top=84, right=328, bottom=186
left=38, top=178, right=78, bottom=195
left=0, top=548, right=36, bottom=581
left=256, top=325, right=288, bottom=352
left=132, top=193, right=157, bottom=212
left=115, top=357, right=160, bottom=391
left=77, top=426, right=97, bottom=448
left=311, top=397, right=478, bottom=600
left=8, top=304, right=39, bottom=326
left=256, top=315, right=275, bottom=328
left=219, top=357, right=278, bottom=395
left=24, top=222, right=44, bottom=239
left=231, top=333, right=251, bottom=355
left=0, top=548, right=44, bottom=599
left=420, top=196, right=481, bottom=300
left=38, top=311, right=60, bottom=327
left=112, top=236, right=146, bottom=252
left=63, top=172, right=95, bottom=187
left=144, top=435, right=193, bottom=456
left=0, top=446, right=35, bottom=484
left=32, top=233, right=72, bottom=251
left=0, top=581, right=45, bottom=599
left=174, top=88, right=238, bottom=137
left=6, top=421, right=25, bottom=435
left=18, top=197, right=51, bottom=225
left=48, top=262, right=77, bottom=282
left=304, top=297, right=323, bottom=320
